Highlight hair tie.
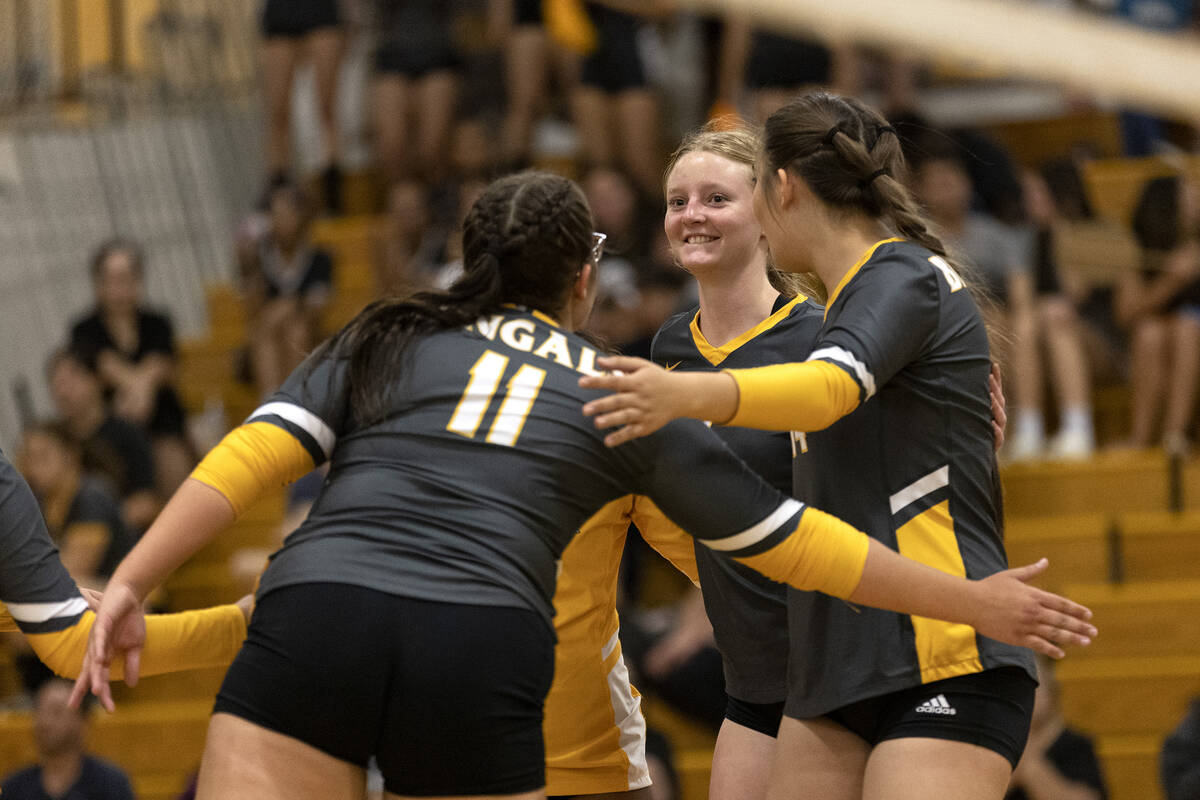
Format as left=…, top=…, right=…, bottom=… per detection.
left=870, top=126, right=897, bottom=151
left=822, top=126, right=844, bottom=147
left=861, top=168, right=889, bottom=189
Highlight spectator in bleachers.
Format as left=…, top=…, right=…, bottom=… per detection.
left=47, top=348, right=159, bottom=534
left=370, top=0, right=462, bottom=186
left=571, top=2, right=672, bottom=198
left=1162, top=698, right=1200, bottom=800
left=914, top=147, right=1056, bottom=460
left=16, top=423, right=133, bottom=591
left=373, top=179, right=438, bottom=296
left=1013, top=166, right=1098, bottom=458
left=237, top=181, right=334, bottom=398
left=1006, top=656, right=1107, bottom=800
left=69, top=239, right=194, bottom=498
left=493, top=0, right=578, bottom=170
left=715, top=15, right=858, bottom=123
left=1116, top=174, right=1200, bottom=453
left=0, top=679, right=134, bottom=800
left=260, top=0, right=346, bottom=213
left=582, top=165, right=659, bottom=271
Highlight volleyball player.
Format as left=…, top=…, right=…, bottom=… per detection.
left=581, top=93, right=1073, bottom=800
left=76, top=171, right=1092, bottom=800
left=0, top=448, right=247, bottom=685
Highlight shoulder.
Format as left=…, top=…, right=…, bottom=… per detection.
left=650, top=307, right=696, bottom=362
left=855, top=240, right=944, bottom=291
left=1, top=765, right=40, bottom=791
left=71, top=311, right=104, bottom=335
left=82, top=755, right=134, bottom=792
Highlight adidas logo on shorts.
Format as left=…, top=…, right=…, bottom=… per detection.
left=915, top=694, right=957, bottom=715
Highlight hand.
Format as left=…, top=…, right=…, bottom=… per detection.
left=1165, top=242, right=1200, bottom=285
left=990, top=363, right=1007, bottom=452
left=580, top=356, right=736, bottom=447
left=69, top=580, right=146, bottom=712
left=580, top=356, right=690, bottom=446
left=969, top=560, right=1096, bottom=659
left=114, top=381, right=155, bottom=424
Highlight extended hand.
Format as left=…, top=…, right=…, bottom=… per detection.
left=69, top=580, right=146, bottom=712
left=970, top=559, right=1096, bottom=659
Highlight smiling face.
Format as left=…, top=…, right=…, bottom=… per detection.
left=664, top=151, right=766, bottom=278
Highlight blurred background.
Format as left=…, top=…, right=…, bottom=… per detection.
left=1, top=1, right=1199, bottom=799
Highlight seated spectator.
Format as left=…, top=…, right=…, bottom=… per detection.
left=583, top=165, right=660, bottom=272
left=1007, top=656, right=1107, bottom=800
left=1162, top=698, right=1200, bottom=800
left=69, top=238, right=193, bottom=495
left=914, top=146, right=1058, bottom=461
left=47, top=348, right=158, bottom=533
left=373, top=179, right=438, bottom=296
left=238, top=181, right=334, bottom=397
left=1, top=678, right=134, bottom=800
left=17, top=422, right=133, bottom=590
left=1116, top=174, right=1200, bottom=453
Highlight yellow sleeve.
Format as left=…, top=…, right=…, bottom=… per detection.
left=630, top=496, right=700, bottom=586
left=24, top=604, right=247, bottom=680
left=191, top=422, right=315, bottom=517
left=725, top=360, right=861, bottom=432
left=732, top=506, right=870, bottom=599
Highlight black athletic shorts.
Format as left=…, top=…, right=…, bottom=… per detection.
left=579, top=8, right=648, bottom=93
left=262, top=0, right=340, bottom=39
left=213, top=583, right=555, bottom=796
left=515, top=0, right=543, bottom=26
left=745, top=32, right=832, bottom=90
left=819, top=667, right=1035, bottom=768
left=374, top=38, right=461, bottom=79
left=726, top=695, right=785, bottom=738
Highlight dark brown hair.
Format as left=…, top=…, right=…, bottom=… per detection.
left=759, top=92, right=950, bottom=260
left=89, top=238, right=144, bottom=281
left=320, top=171, right=594, bottom=426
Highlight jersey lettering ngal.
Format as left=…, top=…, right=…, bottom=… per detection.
left=787, top=239, right=1034, bottom=719
left=248, top=307, right=834, bottom=629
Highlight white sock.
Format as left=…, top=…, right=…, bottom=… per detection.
left=1014, top=409, right=1044, bottom=442
left=1060, top=407, right=1094, bottom=439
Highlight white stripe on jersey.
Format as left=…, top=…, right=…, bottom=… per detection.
left=808, top=346, right=878, bottom=400
left=248, top=401, right=337, bottom=459
left=703, top=499, right=804, bottom=552
left=5, top=596, right=89, bottom=624
left=889, top=465, right=950, bottom=515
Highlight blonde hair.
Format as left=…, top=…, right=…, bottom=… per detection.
left=663, top=121, right=826, bottom=303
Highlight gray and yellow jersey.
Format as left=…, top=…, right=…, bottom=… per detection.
left=0, top=449, right=89, bottom=634
left=651, top=293, right=823, bottom=703
left=789, top=238, right=1035, bottom=717
left=245, top=307, right=866, bottom=630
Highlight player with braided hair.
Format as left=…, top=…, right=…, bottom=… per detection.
left=582, top=92, right=1063, bottom=800
left=78, top=170, right=1092, bottom=800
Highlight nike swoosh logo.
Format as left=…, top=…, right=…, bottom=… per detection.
left=665, top=362, right=682, bottom=371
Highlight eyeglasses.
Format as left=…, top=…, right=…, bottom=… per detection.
left=588, top=232, right=607, bottom=266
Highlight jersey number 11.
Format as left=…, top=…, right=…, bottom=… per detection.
left=447, top=350, right=547, bottom=447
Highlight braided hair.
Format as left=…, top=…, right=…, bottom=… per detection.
left=320, top=171, right=594, bottom=425
left=759, top=92, right=951, bottom=261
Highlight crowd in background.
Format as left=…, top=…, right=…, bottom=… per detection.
left=3, top=1, right=1200, bottom=798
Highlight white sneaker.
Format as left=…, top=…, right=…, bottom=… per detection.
left=1006, top=429, right=1045, bottom=463
left=1047, top=428, right=1095, bottom=461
